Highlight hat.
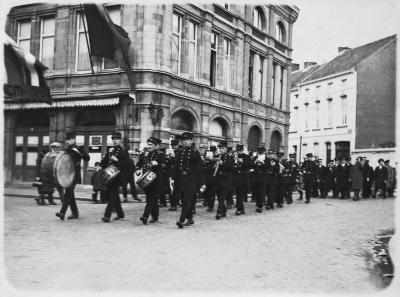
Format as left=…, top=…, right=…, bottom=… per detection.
left=94, top=162, right=101, bottom=166
left=328, top=159, right=334, bottom=163
left=50, top=142, right=61, bottom=148
left=171, top=139, right=179, bottom=146
left=182, top=132, right=194, bottom=140
left=218, top=141, right=228, bottom=148
left=277, top=152, right=284, bottom=158
left=175, top=134, right=184, bottom=140
left=111, top=132, right=122, bottom=140
left=306, top=153, right=313, bottom=158
left=147, top=137, right=161, bottom=145
left=385, top=160, right=390, bottom=164
left=236, top=144, right=244, bottom=151
left=258, top=146, right=266, bottom=154
left=65, top=132, right=76, bottom=140
left=210, top=146, right=217, bottom=153
left=227, top=147, right=233, bottom=152
left=378, top=158, right=385, bottom=163
left=289, top=153, right=295, bottom=158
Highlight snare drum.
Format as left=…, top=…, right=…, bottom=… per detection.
left=40, top=151, right=76, bottom=188
left=136, top=170, right=157, bottom=189
left=99, top=165, right=120, bottom=185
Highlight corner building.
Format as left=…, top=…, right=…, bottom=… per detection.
left=4, top=4, right=299, bottom=183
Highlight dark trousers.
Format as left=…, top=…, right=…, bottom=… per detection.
left=217, top=189, right=228, bottom=215
left=277, top=184, right=285, bottom=205
left=353, top=189, right=360, bottom=200
left=373, top=183, right=387, bottom=198
left=266, top=184, right=277, bottom=207
left=143, top=186, right=159, bottom=219
left=179, top=191, right=195, bottom=222
left=104, top=178, right=124, bottom=218
left=362, top=181, right=371, bottom=197
left=254, top=183, right=266, bottom=209
left=286, top=184, right=294, bottom=203
left=338, top=186, right=348, bottom=199
left=235, top=187, right=247, bottom=211
left=122, top=177, right=138, bottom=199
left=60, top=184, right=78, bottom=216
left=205, top=183, right=218, bottom=210
left=226, top=188, right=234, bottom=206
left=304, top=182, right=314, bottom=202
left=170, top=190, right=179, bottom=208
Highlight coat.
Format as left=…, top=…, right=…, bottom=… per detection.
left=136, top=150, right=166, bottom=191
left=172, top=146, right=202, bottom=192
left=336, top=164, right=350, bottom=188
left=301, top=160, right=318, bottom=183
left=374, top=166, right=388, bottom=185
left=233, top=153, right=251, bottom=189
left=350, top=162, right=363, bottom=190
left=215, top=153, right=235, bottom=190
left=66, top=144, right=90, bottom=185
left=387, top=165, right=396, bottom=188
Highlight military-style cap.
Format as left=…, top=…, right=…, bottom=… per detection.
left=65, top=132, right=76, bottom=140
left=111, top=131, right=122, bottom=139
left=175, top=134, right=184, bottom=140
left=227, top=147, right=233, bottom=152
left=385, top=160, right=390, bottom=164
left=289, top=153, right=296, bottom=158
left=210, top=145, right=217, bottom=153
left=147, top=137, right=161, bottom=145
left=218, top=140, right=228, bottom=148
left=171, top=139, right=179, bottom=146
left=306, top=153, right=313, bottom=157
left=182, top=132, right=194, bottom=140
left=378, top=158, right=385, bottom=163
left=258, top=146, right=266, bottom=154
left=236, top=144, right=244, bottom=151
left=277, top=152, right=284, bottom=157
left=50, top=142, right=61, bottom=148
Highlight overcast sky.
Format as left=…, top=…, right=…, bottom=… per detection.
left=291, top=0, right=400, bottom=68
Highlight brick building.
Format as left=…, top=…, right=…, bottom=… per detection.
left=288, top=35, right=396, bottom=165
left=3, top=3, right=299, bottom=183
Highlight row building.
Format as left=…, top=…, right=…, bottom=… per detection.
left=3, top=4, right=299, bottom=183
left=289, top=35, right=396, bottom=165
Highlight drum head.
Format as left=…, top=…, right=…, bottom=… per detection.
left=55, top=153, right=76, bottom=188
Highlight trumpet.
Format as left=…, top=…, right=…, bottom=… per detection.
left=213, top=156, right=222, bottom=176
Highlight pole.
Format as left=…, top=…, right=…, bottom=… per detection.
left=80, top=4, right=95, bottom=75
left=299, top=135, right=302, bottom=163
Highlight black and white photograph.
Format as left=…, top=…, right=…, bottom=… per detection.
left=1, top=0, right=399, bottom=296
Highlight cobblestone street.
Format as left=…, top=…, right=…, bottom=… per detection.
left=3, top=194, right=396, bottom=294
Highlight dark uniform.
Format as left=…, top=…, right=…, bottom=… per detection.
left=225, top=147, right=235, bottom=208
left=253, top=147, right=268, bottom=212
left=100, top=132, right=129, bottom=222
left=265, top=151, right=280, bottom=209
left=286, top=154, right=299, bottom=204
left=336, top=160, right=351, bottom=199
left=56, top=132, right=90, bottom=220
left=373, top=160, right=388, bottom=198
left=136, top=137, right=166, bottom=224
left=300, top=153, right=318, bottom=203
left=316, top=160, right=327, bottom=198
left=362, top=159, right=373, bottom=198
left=203, top=146, right=218, bottom=211
left=173, top=132, right=202, bottom=228
left=323, top=161, right=336, bottom=198
left=122, top=151, right=139, bottom=202
left=233, top=144, right=251, bottom=215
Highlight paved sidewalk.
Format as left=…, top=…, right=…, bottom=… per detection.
left=3, top=193, right=396, bottom=294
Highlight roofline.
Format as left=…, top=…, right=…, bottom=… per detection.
left=298, top=69, right=355, bottom=87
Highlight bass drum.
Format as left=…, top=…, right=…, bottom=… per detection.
left=40, top=151, right=76, bottom=188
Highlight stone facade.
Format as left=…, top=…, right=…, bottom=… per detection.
left=4, top=3, right=299, bottom=183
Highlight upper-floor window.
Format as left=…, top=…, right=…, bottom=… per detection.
left=327, top=98, right=333, bottom=126
left=253, top=7, right=265, bottom=30
left=315, top=100, right=320, bottom=128
left=340, top=95, right=347, bottom=125
left=279, top=66, right=285, bottom=109
left=258, top=56, right=264, bottom=100
left=210, top=32, right=217, bottom=87
left=292, top=106, right=299, bottom=130
left=103, top=5, right=121, bottom=69
left=276, top=21, right=286, bottom=43
left=223, top=38, right=230, bottom=90
left=271, top=63, right=277, bottom=105
left=187, top=20, right=197, bottom=79
left=17, top=19, right=31, bottom=53
left=171, top=13, right=182, bottom=75
left=304, top=103, right=309, bottom=129
left=224, top=4, right=230, bottom=10
left=248, top=52, right=254, bottom=97
left=76, top=12, right=91, bottom=72
left=39, top=16, right=55, bottom=70
left=341, top=78, right=348, bottom=88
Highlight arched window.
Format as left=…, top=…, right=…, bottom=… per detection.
left=209, top=118, right=228, bottom=138
left=270, top=130, right=282, bottom=153
left=171, top=110, right=196, bottom=132
left=248, top=126, right=262, bottom=151
left=253, top=7, right=265, bottom=30
left=276, top=22, right=286, bottom=43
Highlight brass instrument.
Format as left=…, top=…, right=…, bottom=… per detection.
left=213, top=155, right=222, bottom=176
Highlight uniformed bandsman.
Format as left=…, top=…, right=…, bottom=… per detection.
left=136, top=137, right=166, bottom=224
left=203, top=146, right=218, bottom=211
left=253, top=146, right=268, bottom=213
left=171, top=132, right=203, bottom=228
left=265, top=150, right=280, bottom=209
left=100, top=131, right=128, bottom=222
left=286, top=153, right=299, bottom=204
left=233, top=144, right=251, bottom=215
left=300, top=153, right=318, bottom=203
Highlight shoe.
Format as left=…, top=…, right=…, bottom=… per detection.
left=216, top=214, right=221, bottom=220
left=168, top=207, right=177, bottom=211
left=133, top=197, right=142, bottom=202
left=265, top=206, right=274, bottom=210
left=287, top=201, right=293, bottom=204
left=256, top=208, right=262, bottom=213
left=235, top=210, right=244, bottom=215
left=140, top=216, right=148, bottom=225
left=176, top=221, right=183, bottom=228
left=55, top=212, right=65, bottom=220
left=305, top=200, right=310, bottom=204
left=113, top=216, right=124, bottom=220
left=67, top=214, right=79, bottom=219
left=182, top=219, right=194, bottom=226
left=149, top=218, right=158, bottom=223
left=101, top=217, right=110, bottom=223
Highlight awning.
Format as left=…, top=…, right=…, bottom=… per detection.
left=3, top=97, right=120, bottom=110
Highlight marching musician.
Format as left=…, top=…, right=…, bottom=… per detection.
left=56, top=132, right=90, bottom=220
left=265, top=150, right=280, bottom=210
left=214, top=141, right=235, bottom=220
left=100, top=132, right=129, bottom=222
left=233, top=144, right=251, bottom=215
left=136, top=137, right=166, bottom=224
left=225, top=146, right=235, bottom=209
left=171, top=132, right=202, bottom=228
left=286, top=153, right=299, bottom=204
left=253, top=146, right=268, bottom=213
left=300, top=153, right=318, bottom=203
left=203, top=145, right=218, bottom=211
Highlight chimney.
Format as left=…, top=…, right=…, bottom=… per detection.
left=338, top=47, right=351, bottom=54
left=304, top=62, right=317, bottom=69
left=291, top=63, right=300, bottom=71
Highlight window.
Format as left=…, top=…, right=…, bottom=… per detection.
left=210, top=32, right=217, bottom=87
left=327, top=98, right=333, bottom=126
left=271, top=63, right=276, bottom=105
left=248, top=52, right=254, bottom=97
left=341, top=95, right=347, bottom=125
left=103, top=6, right=121, bottom=69
left=292, top=106, right=298, bottom=130
left=17, top=19, right=31, bottom=53
left=316, top=85, right=321, bottom=93
left=253, top=7, right=264, bottom=30
left=304, top=103, right=309, bottom=129
left=341, top=78, right=347, bottom=88
left=315, top=100, right=320, bottom=128
left=258, top=56, right=264, bottom=100
left=223, top=38, right=230, bottom=90
left=276, top=22, right=286, bottom=43
left=76, top=12, right=91, bottom=71
left=279, top=66, right=284, bottom=109
left=39, top=16, right=55, bottom=70
left=188, top=20, right=197, bottom=79
left=313, top=142, right=319, bottom=157
left=171, top=13, right=182, bottom=75
left=224, top=3, right=230, bottom=10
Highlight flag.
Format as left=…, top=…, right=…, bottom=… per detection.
left=4, top=34, right=52, bottom=104
left=83, top=4, right=136, bottom=97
